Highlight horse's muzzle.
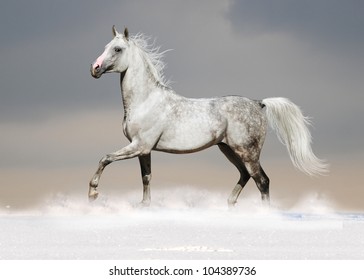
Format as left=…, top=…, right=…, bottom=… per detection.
left=90, top=64, right=103, bottom=79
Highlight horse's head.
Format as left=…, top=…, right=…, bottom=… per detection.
left=91, top=26, right=130, bottom=79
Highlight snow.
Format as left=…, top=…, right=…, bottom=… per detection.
left=1, top=187, right=364, bottom=259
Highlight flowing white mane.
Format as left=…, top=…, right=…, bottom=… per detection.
left=130, top=33, right=170, bottom=87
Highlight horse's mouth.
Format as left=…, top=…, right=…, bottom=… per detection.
left=90, top=64, right=114, bottom=79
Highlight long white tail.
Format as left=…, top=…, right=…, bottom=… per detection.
left=262, top=97, right=328, bottom=176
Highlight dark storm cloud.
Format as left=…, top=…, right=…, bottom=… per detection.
left=0, top=1, right=123, bottom=122
left=0, top=0, right=363, bottom=160
left=0, top=0, right=229, bottom=122
left=229, top=0, right=364, bottom=51
left=228, top=0, right=364, bottom=157
left=0, top=1, right=117, bottom=48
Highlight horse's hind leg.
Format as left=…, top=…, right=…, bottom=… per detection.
left=218, top=143, right=251, bottom=207
left=138, top=153, right=152, bottom=206
left=244, top=161, right=270, bottom=204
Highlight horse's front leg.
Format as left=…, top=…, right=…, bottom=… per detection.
left=138, top=154, right=152, bottom=206
left=88, top=142, right=143, bottom=201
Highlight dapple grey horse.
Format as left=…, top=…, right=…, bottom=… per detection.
left=89, top=26, right=327, bottom=206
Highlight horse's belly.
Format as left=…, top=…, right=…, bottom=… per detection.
left=155, top=121, right=225, bottom=153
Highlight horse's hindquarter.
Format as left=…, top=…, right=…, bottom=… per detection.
left=219, top=96, right=267, bottom=151
left=155, top=97, right=227, bottom=153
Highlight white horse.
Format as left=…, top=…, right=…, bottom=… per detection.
left=89, top=26, right=327, bottom=206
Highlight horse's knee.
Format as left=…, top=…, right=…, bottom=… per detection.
left=100, top=155, right=112, bottom=167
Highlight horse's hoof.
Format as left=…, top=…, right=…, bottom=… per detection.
left=139, top=200, right=151, bottom=207
left=228, top=203, right=236, bottom=210
left=261, top=194, right=270, bottom=207
left=227, top=199, right=236, bottom=209
left=88, top=188, right=99, bottom=202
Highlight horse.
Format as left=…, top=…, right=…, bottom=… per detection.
left=89, top=26, right=327, bottom=207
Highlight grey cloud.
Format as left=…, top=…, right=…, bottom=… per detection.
left=0, top=0, right=230, bottom=122
left=0, top=1, right=118, bottom=49
left=228, top=0, right=364, bottom=51
left=0, top=1, right=124, bottom=122
left=227, top=0, right=364, bottom=156
left=0, top=0, right=363, bottom=161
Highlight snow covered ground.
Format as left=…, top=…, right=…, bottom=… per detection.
left=1, top=188, right=364, bottom=259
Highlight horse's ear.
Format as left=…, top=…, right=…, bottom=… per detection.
left=112, top=25, right=119, bottom=37
left=124, top=27, right=129, bottom=41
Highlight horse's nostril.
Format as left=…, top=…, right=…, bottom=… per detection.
left=90, top=63, right=101, bottom=78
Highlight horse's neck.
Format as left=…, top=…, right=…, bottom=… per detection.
left=120, top=54, right=163, bottom=115
left=120, top=46, right=182, bottom=118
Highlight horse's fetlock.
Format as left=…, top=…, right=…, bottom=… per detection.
left=142, top=174, right=152, bottom=185
left=88, top=186, right=99, bottom=202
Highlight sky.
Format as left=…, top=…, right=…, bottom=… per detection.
left=0, top=0, right=363, bottom=211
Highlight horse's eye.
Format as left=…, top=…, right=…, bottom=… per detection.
left=114, top=47, right=122, bottom=53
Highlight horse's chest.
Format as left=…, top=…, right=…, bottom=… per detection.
left=122, top=117, right=139, bottom=140
left=122, top=110, right=163, bottom=141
